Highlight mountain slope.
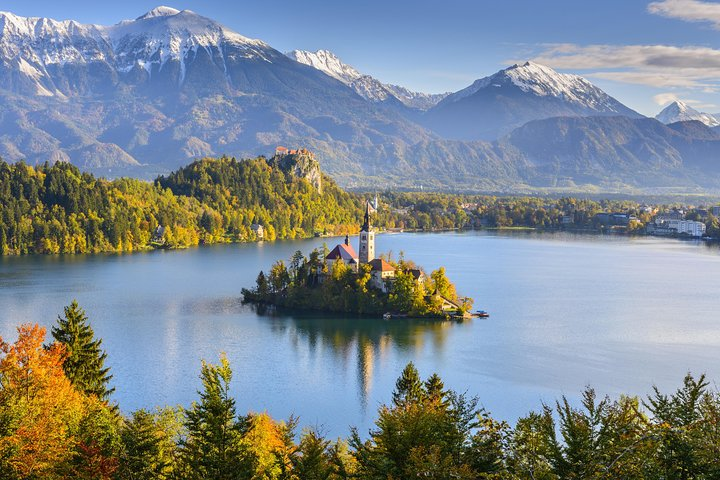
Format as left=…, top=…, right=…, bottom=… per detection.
left=287, top=49, right=448, bottom=110
left=422, top=62, right=643, bottom=141
left=498, top=116, right=720, bottom=188
left=655, top=101, right=719, bottom=127
left=1, top=8, right=720, bottom=192
left=666, top=120, right=720, bottom=140
left=0, top=8, right=441, bottom=178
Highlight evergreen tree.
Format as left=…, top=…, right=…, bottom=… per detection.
left=255, top=271, right=269, bottom=297
left=181, top=354, right=245, bottom=480
left=425, top=373, right=447, bottom=406
left=645, top=373, right=711, bottom=479
left=328, top=440, right=357, bottom=479
left=119, top=409, right=168, bottom=480
left=51, top=300, right=114, bottom=401
left=392, top=362, right=425, bottom=407
left=293, top=429, right=332, bottom=480
left=353, top=366, right=487, bottom=479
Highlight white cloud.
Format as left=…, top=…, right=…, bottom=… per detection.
left=653, top=92, right=681, bottom=105
left=528, top=44, right=720, bottom=70
left=648, top=0, right=720, bottom=29
left=649, top=93, right=715, bottom=108
left=513, top=43, right=720, bottom=90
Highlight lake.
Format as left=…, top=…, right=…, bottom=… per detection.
left=1, top=231, right=719, bottom=438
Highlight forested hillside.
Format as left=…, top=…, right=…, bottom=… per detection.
left=156, top=155, right=362, bottom=239
left=0, top=157, right=363, bottom=255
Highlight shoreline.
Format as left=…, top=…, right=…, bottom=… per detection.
left=242, top=298, right=455, bottom=321
left=1, top=226, right=716, bottom=258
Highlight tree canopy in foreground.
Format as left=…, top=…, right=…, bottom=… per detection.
left=1, top=303, right=720, bottom=478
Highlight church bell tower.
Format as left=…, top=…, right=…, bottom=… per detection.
left=358, top=200, right=375, bottom=264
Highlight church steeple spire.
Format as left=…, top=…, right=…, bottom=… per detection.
left=358, top=199, right=375, bottom=264
left=361, top=201, right=371, bottom=232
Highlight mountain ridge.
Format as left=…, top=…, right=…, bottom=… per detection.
left=286, top=49, right=449, bottom=110
left=0, top=7, right=719, bottom=193
left=421, top=61, right=643, bottom=141
left=0, top=7, right=442, bottom=180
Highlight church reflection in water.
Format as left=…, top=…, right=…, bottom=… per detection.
left=249, top=304, right=456, bottom=409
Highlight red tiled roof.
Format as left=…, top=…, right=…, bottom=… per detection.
left=369, top=258, right=395, bottom=272
left=326, top=243, right=358, bottom=262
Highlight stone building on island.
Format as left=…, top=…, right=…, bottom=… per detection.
left=325, top=198, right=398, bottom=291
left=325, top=235, right=358, bottom=270
left=368, top=258, right=395, bottom=292
left=358, top=201, right=375, bottom=265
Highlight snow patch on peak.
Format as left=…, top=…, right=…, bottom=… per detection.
left=287, top=49, right=447, bottom=109
left=109, top=8, right=272, bottom=81
left=502, top=61, right=597, bottom=100
left=287, top=49, right=362, bottom=83
left=444, top=61, right=629, bottom=114
left=136, top=6, right=181, bottom=20
left=656, top=101, right=720, bottom=127
left=0, top=11, right=110, bottom=78
left=110, top=7, right=266, bottom=49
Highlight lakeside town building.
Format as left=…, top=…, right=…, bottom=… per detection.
left=650, top=217, right=706, bottom=237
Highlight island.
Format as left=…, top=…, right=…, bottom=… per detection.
left=242, top=200, right=475, bottom=319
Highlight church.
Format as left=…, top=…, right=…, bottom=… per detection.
left=325, top=199, right=396, bottom=291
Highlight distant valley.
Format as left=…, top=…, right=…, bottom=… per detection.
left=1, top=6, right=720, bottom=193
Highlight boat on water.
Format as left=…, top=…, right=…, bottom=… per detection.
left=475, top=310, right=490, bottom=318
left=383, top=312, right=408, bottom=320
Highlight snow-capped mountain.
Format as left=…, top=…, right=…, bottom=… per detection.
left=0, top=7, right=440, bottom=174
left=287, top=49, right=448, bottom=110
left=423, top=61, right=642, bottom=140
left=445, top=61, right=626, bottom=111
left=655, top=101, right=720, bottom=127
left=0, top=6, right=289, bottom=97
left=2, top=7, right=720, bottom=191
left=107, top=7, right=278, bottom=87
left=0, top=10, right=114, bottom=96
left=287, top=49, right=360, bottom=84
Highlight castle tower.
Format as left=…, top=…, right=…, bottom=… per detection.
left=359, top=200, right=375, bottom=264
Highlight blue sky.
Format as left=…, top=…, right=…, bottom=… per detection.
left=3, top=0, right=720, bottom=115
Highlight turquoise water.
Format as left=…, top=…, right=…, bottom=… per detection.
left=1, top=231, right=719, bottom=437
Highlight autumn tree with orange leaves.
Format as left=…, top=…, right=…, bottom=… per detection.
left=0, top=324, right=119, bottom=480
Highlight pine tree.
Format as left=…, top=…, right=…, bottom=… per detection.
left=293, top=429, right=332, bottom=480
left=119, top=409, right=167, bottom=480
left=392, top=362, right=425, bottom=407
left=424, top=373, right=447, bottom=406
left=51, top=300, right=114, bottom=401
left=181, top=354, right=245, bottom=479
left=256, top=271, right=269, bottom=297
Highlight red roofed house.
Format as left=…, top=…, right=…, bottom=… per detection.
left=325, top=235, right=359, bottom=271
left=275, top=146, right=288, bottom=156
left=368, top=258, right=395, bottom=292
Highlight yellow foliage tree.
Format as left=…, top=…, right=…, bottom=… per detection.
left=241, top=412, right=297, bottom=479
left=0, top=324, right=116, bottom=479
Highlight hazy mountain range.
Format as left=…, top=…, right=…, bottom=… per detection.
left=1, top=6, right=720, bottom=192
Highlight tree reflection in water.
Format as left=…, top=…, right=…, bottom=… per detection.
left=249, top=304, right=457, bottom=409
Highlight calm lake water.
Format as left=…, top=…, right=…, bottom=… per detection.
left=1, top=231, right=720, bottom=437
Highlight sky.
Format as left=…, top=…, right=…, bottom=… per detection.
left=2, top=0, right=720, bottom=116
